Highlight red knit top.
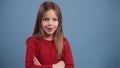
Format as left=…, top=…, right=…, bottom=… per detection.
left=25, top=37, right=74, bottom=68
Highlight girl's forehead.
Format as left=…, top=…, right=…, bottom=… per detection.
left=43, top=9, right=57, bottom=17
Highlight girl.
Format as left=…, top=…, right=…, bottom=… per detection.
left=25, top=1, right=74, bottom=68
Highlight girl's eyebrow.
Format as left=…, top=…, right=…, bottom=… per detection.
left=43, top=16, right=58, bottom=18
left=43, top=16, right=49, bottom=18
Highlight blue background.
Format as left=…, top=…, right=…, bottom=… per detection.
left=0, top=0, right=120, bottom=68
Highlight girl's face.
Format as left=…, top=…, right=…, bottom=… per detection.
left=41, top=9, right=58, bottom=36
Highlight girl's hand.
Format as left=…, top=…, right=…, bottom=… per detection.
left=52, top=60, right=65, bottom=68
left=33, top=57, right=41, bottom=66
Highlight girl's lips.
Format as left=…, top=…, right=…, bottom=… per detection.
left=47, top=28, right=53, bottom=32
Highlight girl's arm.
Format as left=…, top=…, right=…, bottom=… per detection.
left=33, top=56, right=65, bottom=68
left=63, top=38, right=74, bottom=68
left=25, top=37, right=53, bottom=68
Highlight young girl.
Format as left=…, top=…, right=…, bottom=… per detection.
left=25, top=1, right=74, bottom=68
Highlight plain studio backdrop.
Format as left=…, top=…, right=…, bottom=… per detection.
left=0, top=0, right=120, bottom=68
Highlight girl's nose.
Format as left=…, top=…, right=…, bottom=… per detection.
left=48, top=20, right=53, bottom=25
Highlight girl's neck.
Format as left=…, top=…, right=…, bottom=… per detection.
left=43, top=35, right=53, bottom=41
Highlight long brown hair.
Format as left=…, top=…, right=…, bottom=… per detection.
left=33, top=1, right=64, bottom=58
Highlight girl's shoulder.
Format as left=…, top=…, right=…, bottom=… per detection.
left=26, top=36, right=39, bottom=44
left=63, top=37, right=70, bottom=45
left=63, top=37, right=67, bottom=42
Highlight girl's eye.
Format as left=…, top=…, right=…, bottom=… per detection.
left=43, top=18, right=49, bottom=21
left=53, top=18, right=58, bottom=21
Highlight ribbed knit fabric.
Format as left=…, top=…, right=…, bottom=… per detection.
left=25, top=37, right=74, bottom=68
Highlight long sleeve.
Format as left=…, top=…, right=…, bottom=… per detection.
left=63, top=38, right=74, bottom=68
left=25, top=37, right=52, bottom=68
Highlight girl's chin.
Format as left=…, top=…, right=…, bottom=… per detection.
left=47, top=33, right=54, bottom=35
left=45, top=32, right=54, bottom=35
left=45, top=31, right=55, bottom=35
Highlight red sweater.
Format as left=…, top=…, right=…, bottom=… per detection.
left=25, top=37, right=74, bottom=68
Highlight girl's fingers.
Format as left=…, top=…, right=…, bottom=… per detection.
left=33, top=58, right=37, bottom=63
left=33, top=57, right=41, bottom=65
left=34, top=62, right=37, bottom=65
left=34, top=57, right=39, bottom=63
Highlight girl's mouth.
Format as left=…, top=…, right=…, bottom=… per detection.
left=47, top=28, right=53, bottom=32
